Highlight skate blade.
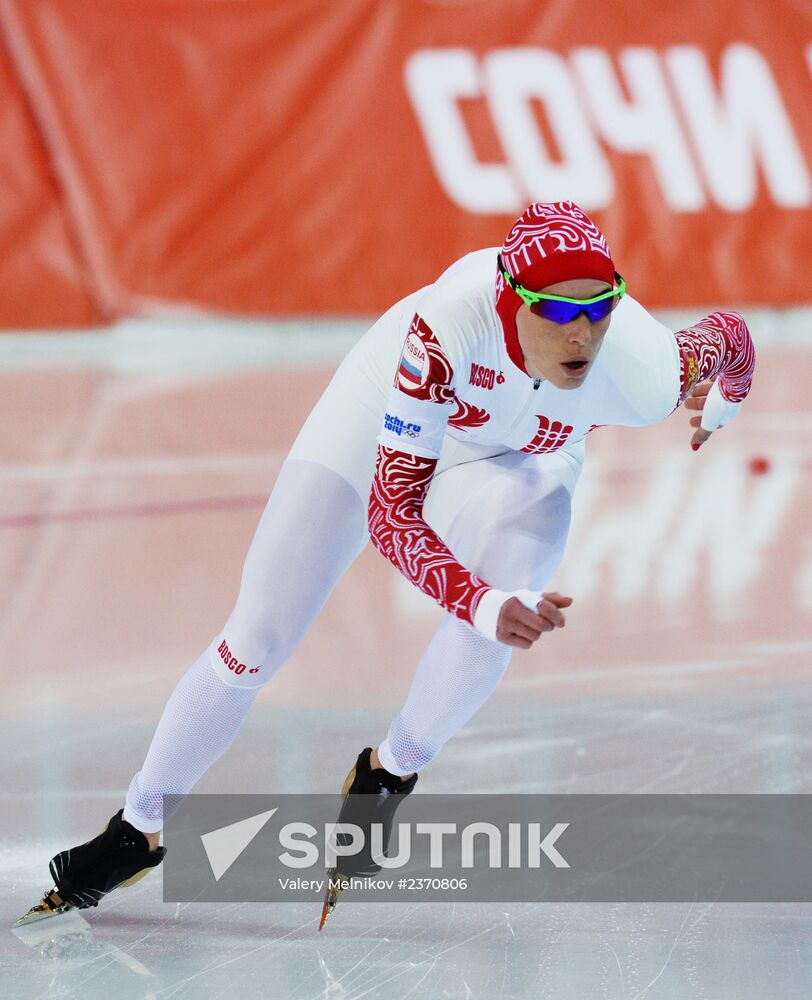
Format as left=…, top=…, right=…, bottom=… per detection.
left=340, top=765, right=357, bottom=797
left=318, top=870, right=350, bottom=932
left=13, top=894, right=77, bottom=930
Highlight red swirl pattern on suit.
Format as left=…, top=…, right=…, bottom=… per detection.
left=674, top=311, right=755, bottom=404
left=449, top=399, right=491, bottom=430
left=368, top=445, right=491, bottom=625
left=397, top=314, right=492, bottom=431
left=521, top=415, right=574, bottom=454
left=397, top=314, right=455, bottom=404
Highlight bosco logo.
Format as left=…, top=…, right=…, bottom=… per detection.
left=218, top=639, right=260, bottom=677
left=469, top=363, right=502, bottom=390
left=397, top=331, right=429, bottom=390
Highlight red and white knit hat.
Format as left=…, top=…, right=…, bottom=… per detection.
left=496, top=201, right=615, bottom=374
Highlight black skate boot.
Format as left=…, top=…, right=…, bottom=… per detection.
left=319, top=747, right=417, bottom=930
left=15, top=809, right=166, bottom=926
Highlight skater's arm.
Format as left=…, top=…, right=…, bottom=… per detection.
left=372, top=314, right=488, bottom=623
left=368, top=445, right=490, bottom=624
left=671, top=311, right=755, bottom=449
left=601, top=300, right=755, bottom=444
left=368, top=446, right=569, bottom=643
left=673, top=311, right=754, bottom=404
left=372, top=314, right=491, bottom=621
left=372, top=313, right=568, bottom=644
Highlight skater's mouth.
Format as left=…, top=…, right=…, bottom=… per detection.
left=561, top=357, right=589, bottom=377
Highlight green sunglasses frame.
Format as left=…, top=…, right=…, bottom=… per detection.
left=498, top=254, right=626, bottom=307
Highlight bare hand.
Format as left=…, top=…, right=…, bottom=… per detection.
left=683, top=380, right=713, bottom=450
left=495, top=591, right=573, bottom=649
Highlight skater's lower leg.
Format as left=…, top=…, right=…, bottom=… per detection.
left=377, top=614, right=512, bottom=775
left=123, top=650, right=261, bottom=833
left=372, top=454, right=576, bottom=776
left=369, top=746, right=415, bottom=782
left=121, top=754, right=405, bottom=860
left=122, top=461, right=367, bottom=834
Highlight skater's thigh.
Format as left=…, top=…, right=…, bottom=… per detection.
left=214, top=458, right=368, bottom=684
left=212, top=305, right=410, bottom=685
left=239, top=458, right=368, bottom=589
left=287, top=298, right=408, bottom=501
left=423, top=441, right=584, bottom=592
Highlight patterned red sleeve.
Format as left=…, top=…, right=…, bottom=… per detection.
left=673, top=311, right=755, bottom=405
left=368, top=446, right=492, bottom=625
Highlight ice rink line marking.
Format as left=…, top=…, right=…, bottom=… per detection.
left=0, top=451, right=284, bottom=483
left=0, top=495, right=268, bottom=528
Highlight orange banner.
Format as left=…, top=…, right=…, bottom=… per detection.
left=0, top=0, right=810, bottom=326
left=0, top=30, right=100, bottom=327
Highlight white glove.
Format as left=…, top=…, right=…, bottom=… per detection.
left=700, top=380, right=742, bottom=433
left=473, top=588, right=542, bottom=643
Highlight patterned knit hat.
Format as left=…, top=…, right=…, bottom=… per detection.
left=496, top=201, right=615, bottom=374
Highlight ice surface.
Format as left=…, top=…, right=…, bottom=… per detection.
left=1, top=330, right=811, bottom=998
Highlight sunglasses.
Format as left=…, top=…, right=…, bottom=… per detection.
left=499, top=254, right=626, bottom=324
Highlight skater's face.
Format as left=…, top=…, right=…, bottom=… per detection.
left=515, top=277, right=613, bottom=389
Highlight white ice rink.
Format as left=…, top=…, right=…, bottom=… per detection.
left=2, top=316, right=811, bottom=999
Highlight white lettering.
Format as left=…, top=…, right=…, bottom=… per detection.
left=324, top=822, right=365, bottom=868
left=415, top=822, right=457, bottom=868
left=667, top=44, right=811, bottom=210
left=278, top=877, right=324, bottom=892
left=278, top=822, right=319, bottom=868
left=370, top=823, right=411, bottom=868
left=658, top=449, right=799, bottom=607
left=571, top=46, right=704, bottom=211
left=528, top=822, right=570, bottom=868
left=460, top=822, right=502, bottom=868
left=508, top=822, right=522, bottom=868
left=404, top=49, right=520, bottom=213
left=405, top=44, right=810, bottom=215
left=483, top=48, right=613, bottom=208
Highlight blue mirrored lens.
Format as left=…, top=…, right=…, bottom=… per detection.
left=530, top=296, right=616, bottom=324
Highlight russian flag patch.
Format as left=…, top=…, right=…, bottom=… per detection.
left=397, top=331, right=429, bottom=391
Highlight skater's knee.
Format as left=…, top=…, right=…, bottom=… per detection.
left=209, top=634, right=274, bottom=688
left=212, top=606, right=311, bottom=687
